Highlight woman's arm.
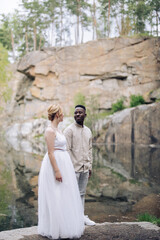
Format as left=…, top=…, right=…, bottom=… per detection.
left=45, top=128, right=62, bottom=182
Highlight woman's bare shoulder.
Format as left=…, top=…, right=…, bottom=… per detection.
left=45, top=126, right=56, bottom=137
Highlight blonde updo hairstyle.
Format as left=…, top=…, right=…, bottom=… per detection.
left=48, top=104, right=63, bottom=121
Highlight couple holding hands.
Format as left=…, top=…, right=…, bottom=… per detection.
left=38, top=104, right=95, bottom=239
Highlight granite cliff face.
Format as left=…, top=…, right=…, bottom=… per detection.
left=93, top=102, right=160, bottom=201
left=12, top=37, right=160, bottom=120
left=97, top=102, right=160, bottom=145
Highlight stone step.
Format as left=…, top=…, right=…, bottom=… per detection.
left=0, top=222, right=159, bottom=240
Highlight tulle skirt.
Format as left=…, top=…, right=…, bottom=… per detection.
left=38, top=150, right=84, bottom=239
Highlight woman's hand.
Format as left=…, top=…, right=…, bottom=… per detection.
left=55, top=170, right=62, bottom=182
left=89, top=169, right=92, bottom=178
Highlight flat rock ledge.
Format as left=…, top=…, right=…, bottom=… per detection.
left=0, top=222, right=160, bottom=240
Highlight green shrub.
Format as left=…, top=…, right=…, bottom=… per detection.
left=85, top=95, right=100, bottom=135
left=137, top=213, right=160, bottom=226
left=130, top=94, right=145, bottom=107
left=129, top=179, right=140, bottom=185
left=2, top=88, right=12, bottom=103
left=111, top=169, right=127, bottom=182
left=157, top=218, right=160, bottom=226
left=0, top=43, right=9, bottom=86
left=70, top=92, right=86, bottom=116
left=74, top=92, right=86, bottom=106
left=111, top=99, right=125, bottom=113
left=0, top=43, right=12, bottom=104
left=99, top=110, right=112, bottom=119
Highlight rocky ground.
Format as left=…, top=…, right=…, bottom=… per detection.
left=0, top=222, right=159, bottom=240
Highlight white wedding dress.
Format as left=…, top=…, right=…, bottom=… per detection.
left=38, top=131, right=84, bottom=239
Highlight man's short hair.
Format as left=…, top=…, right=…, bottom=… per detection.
left=75, top=105, right=86, bottom=111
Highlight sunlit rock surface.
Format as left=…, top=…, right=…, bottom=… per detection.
left=9, top=37, right=160, bottom=119
left=97, top=102, right=160, bottom=145
left=0, top=222, right=160, bottom=240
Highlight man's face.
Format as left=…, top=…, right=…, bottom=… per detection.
left=74, top=107, right=86, bottom=125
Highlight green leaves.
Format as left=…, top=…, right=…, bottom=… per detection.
left=74, top=92, right=86, bottom=106
left=0, top=43, right=9, bottom=86
left=0, top=0, right=159, bottom=59
left=137, top=213, right=160, bottom=226
left=111, top=98, right=125, bottom=113
left=130, top=94, right=145, bottom=107
left=0, top=43, right=12, bottom=105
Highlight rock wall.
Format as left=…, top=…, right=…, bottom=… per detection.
left=14, top=37, right=160, bottom=119
left=97, top=102, right=160, bottom=145
left=5, top=117, right=72, bottom=154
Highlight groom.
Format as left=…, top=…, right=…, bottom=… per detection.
left=64, top=105, right=95, bottom=226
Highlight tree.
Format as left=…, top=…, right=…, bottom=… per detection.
left=0, top=12, right=20, bottom=60
left=0, top=43, right=9, bottom=86
left=66, top=0, right=91, bottom=44
left=149, top=0, right=160, bottom=36
left=0, top=23, right=12, bottom=51
left=91, top=0, right=97, bottom=40
left=0, top=43, right=11, bottom=107
left=0, top=0, right=159, bottom=60
left=134, top=1, right=150, bottom=33
left=43, top=0, right=60, bottom=46
left=126, top=0, right=150, bottom=35
left=98, top=0, right=121, bottom=37
left=21, top=0, right=48, bottom=51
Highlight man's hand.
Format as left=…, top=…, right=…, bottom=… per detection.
left=89, top=170, right=92, bottom=178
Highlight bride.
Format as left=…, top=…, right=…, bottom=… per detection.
left=38, top=104, right=84, bottom=239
